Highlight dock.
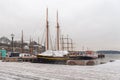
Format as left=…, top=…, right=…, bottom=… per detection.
left=4, top=56, right=38, bottom=62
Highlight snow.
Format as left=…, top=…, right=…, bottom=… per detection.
left=37, top=50, right=69, bottom=57
left=0, top=60, right=120, bottom=80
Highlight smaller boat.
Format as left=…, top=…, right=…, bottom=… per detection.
left=98, top=53, right=105, bottom=58
left=69, top=51, right=98, bottom=60
left=83, top=51, right=98, bottom=59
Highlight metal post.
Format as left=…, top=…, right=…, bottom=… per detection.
left=11, top=34, right=14, bottom=52
left=21, top=30, right=24, bottom=53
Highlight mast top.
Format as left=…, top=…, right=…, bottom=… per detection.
left=56, top=10, right=59, bottom=28
left=46, top=7, right=48, bottom=24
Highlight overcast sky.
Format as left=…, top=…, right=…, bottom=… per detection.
left=0, top=0, right=120, bottom=50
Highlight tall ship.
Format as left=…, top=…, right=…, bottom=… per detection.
left=36, top=8, right=99, bottom=64
left=36, top=8, right=69, bottom=63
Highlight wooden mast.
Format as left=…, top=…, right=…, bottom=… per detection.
left=21, top=30, right=24, bottom=53
left=29, top=36, right=31, bottom=53
left=46, top=8, right=49, bottom=50
left=31, top=38, right=33, bottom=53
left=38, top=37, right=39, bottom=45
left=56, top=10, right=60, bottom=50
left=70, top=39, right=73, bottom=51
left=61, top=35, right=64, bottom=50
left=67, top=35, right=69, bottom=51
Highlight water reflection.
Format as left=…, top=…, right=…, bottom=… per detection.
left=67, top=60, right=97, bottom=65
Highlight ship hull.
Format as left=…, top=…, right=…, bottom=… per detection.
left=69, top=55, right=97, bottom=60
left=37, top=55, right=69, bottom=63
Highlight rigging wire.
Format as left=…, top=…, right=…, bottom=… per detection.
left=49, top=30, right=54, bottom=50
left=40, top=27, right=46, bottom=46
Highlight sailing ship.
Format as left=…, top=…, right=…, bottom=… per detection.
left=36, top=8, right=69, bottom=63
left=36, top=8, right=98, bottom=64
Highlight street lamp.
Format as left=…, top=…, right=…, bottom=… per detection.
left=11, top=34, right=15, bottom=52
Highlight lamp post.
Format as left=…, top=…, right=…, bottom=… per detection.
left=11, top=34, right=15, bottom=52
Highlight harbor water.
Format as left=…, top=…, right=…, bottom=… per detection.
left=97, top=54, right=120, bottom=64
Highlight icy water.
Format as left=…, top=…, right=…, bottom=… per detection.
left=0, top=54, right=120, bottom=80
left=97, top=54, right=120, bottom=63
left=0, top=60, right=120, bottom=80
left=105, top=54, right=120, bottom=60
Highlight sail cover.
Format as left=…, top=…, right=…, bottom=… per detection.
left=38, top=50, right=69, bottom=57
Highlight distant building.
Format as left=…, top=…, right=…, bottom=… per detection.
left=0, top=36, right=11, bottom=50
left=0, top=36, right=45, bottom=53
left=29, top=41, right=45, bottom=54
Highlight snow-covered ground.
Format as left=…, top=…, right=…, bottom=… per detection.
left=0, top=60, right=120, bottom=80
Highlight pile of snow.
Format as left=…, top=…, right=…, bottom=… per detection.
left=38, top=50, right=69, bottom=57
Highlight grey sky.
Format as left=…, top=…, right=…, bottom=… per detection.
left=0, top=0, right=120, bottom=50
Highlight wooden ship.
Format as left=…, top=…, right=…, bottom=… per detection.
left=36, top=8, right=69, bottom=63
